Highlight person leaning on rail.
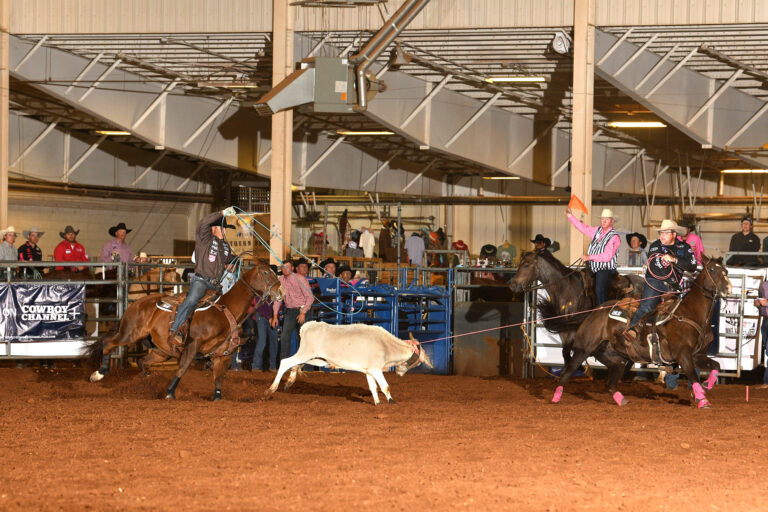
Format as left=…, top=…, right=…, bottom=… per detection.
left=168, top=207, right=237, bottom=350
left=623, top=219, right=697, bottom=343
left=565, top=207, right=621, bottom=306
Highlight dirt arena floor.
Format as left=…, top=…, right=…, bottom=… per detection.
left=1, top=366, right=766, bottom=511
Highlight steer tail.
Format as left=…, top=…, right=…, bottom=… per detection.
left=82, top=327, right=115, bottom=369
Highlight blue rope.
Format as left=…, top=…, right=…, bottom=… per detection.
left=229, top=206, right=367, bottom=317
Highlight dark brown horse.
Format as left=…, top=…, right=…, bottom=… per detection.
left=85, top=260, right=284, bottom=401
left=550, top=255, right=731, bottom=408
left=509, top=249, right=642, bottom=365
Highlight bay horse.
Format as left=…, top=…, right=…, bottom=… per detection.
left=550, top=255, right=730, bottom=408
left=509, top=249, right=642, bottom=365
left=85, top=260, right=284, bottom=401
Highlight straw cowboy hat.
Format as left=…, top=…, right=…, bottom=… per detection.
left=0, top=226, right=19, bottom=237
left=599, top=208, right=617, bottom=219
left=23, top=227, right=44, bottom=239
left=108, top=222, right=132, bottom=237
left=60, top=225, right=80, bottom=238
left=658, top=219, right=680, bottom=232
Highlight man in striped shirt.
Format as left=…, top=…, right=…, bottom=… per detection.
left=565, top=207, right=621, bottom=306
left=271, top=260, right=315, bottom=361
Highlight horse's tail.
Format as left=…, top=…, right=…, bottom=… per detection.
left=82, top=327, right=117, bottom=369
left=537, top=299, right=587, bottom=334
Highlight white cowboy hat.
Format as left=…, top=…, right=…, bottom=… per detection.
left=599, top=208, right=616, bottom=219
left=658, top=219, right=679, bottom=232
left=23, top=227, right=44, bottom=239
left=0, top=226, right=19, bottom=237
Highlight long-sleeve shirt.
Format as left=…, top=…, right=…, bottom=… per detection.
left=53, top=240, right=89, bottom=270
left=194, top=211, right=233, bottom=280
left=404, top=235, right=425, bottom=265
left=567, top=214, right=620, bottom=263
left=273, top=272, right=314, bottom=315
left=646, top=239, right=697, bottom=288
left=0, top=241, right=17, bottom=262
left=728, top=232, right=761, bottom=266
left=678, top=232, right=705, bottom=265
left=98, top=238, right=133, bottom=263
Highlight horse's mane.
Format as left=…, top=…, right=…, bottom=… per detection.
left=534, top=249, right=571, bottom=276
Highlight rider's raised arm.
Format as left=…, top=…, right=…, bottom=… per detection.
left=196, top=211, right=223, bottom=244
left=566, top=213, right=597, bottom=238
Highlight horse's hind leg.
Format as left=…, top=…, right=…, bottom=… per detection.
left=211, top=356, right=230, bottom=402
left=604, top=358, right=630, bottom=406
left=139, top=349, right=169, bottom=376
left=552, top=348, right=590, bottom=403
left=165, top=340, right=199, bottom=400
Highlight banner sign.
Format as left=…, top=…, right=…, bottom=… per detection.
left=0, top=284, right=85, bottom=342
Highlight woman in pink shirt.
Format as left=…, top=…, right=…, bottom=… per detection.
left=677, top=218, right=705, bottom=265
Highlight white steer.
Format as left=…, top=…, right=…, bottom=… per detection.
left=264, top=321, right=433, bottom=405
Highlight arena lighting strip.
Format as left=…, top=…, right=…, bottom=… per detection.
left=608, top=121, right=667, bottom=128
left=335, top=130, right=395, bottom=135
left=721, top=169, right=768, bottom=173
left=94, top=130, right=131, bottom=136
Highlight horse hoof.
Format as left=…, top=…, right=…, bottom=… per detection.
left=697, top=399, right=711, bottom=409
left=165, top=392, right=175, bottom=400
left=213, top=390, right=222, bottom=402
left=89, top=371, right=104, bottom=383
left=613, top=391, right=627, bottom=407
left=552, top=385, right=564, bottom=403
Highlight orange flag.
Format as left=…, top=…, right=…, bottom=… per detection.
left=568, top=194, right=588, bottom=215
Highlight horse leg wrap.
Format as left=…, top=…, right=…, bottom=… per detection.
left=552, top=385, right=564, bottom=403
left=165, top=376, right=180, bottom=399
left=704, top=370, right=719, bottom=390
left=692, top=382, right=706, bottom=401
left=612, top=391, right=627, bottom=406
left=98, top=354, right=111, bottom=374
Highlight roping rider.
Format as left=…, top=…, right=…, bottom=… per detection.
left=168, top=207, right=237, bottom=349
left=623, top=219, right=697, bottom=343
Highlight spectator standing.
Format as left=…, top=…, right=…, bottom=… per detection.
left=271, top=260, right=314, bottom=361
left=0, top=226, right=19, bottom=261
left=99, top=222, right=134, bottom=263
left=53, top=225, right=88, bottom=271
left=565, top=208, right=621, bottom=305
left=756, top=282, right=768, bottom=389
left=240, top=297, right=280, bottom=372
left=530, top=234, right=551, bottom=252
left=18, top=227, right=44, bottom=278
left=404, top=232, right=425, bottom=265
left=319, top=257, right=337, bottom=278
left=727, top=216, right=761, bottom=267
left=624, top=232, right=648, bottom=267
left=678, top=219, right=705, bottom=265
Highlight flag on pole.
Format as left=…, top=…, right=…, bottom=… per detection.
left=568, top=194, right=588, bottom=215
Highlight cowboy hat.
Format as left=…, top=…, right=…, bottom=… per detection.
left=23, top=227, right=44, bottom=239
left=294, top=257, right=309, bottom=267
left=742, top=215, right=754, bottom=224
left=625, top=232, right=648, bottom=248
left=335, top=265, right=352, bottom=277
left=59, top=225, right=79, bottom=238
left=319, top=257, right=337, bottom=269
left=108, top=222, right=132, bottom=237
left=0, top=226, right=19, bottom=237
left=530, top=234, right=552, bottom=248
left=480, top=244, right=497, bottom=257
left=451, top=240, right=468, bottom=251
left=209, top=219, right=236, bottom=230
left=599, top=208, right=617, bottom=219
left=658, top=219, right=679, bottom=232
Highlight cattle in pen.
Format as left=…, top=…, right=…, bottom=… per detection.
left=264, top=321, right=432, bottom=405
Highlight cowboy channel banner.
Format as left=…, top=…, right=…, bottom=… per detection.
left=0, top=284, right=85, bottom=341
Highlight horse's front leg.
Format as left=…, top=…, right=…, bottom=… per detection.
left=165, top=339, right=199, bottom=400
left=679, top=351, right=710, bottom=409
left=694, top=353, right=721, bottom=391
left=211, top=355, right=231, bottom=402
left=139, top=349, right=169, bottom=377
left=604, top=357, right=630, bottom=406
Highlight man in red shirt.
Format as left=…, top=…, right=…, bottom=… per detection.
left=54, top=225, right=89, bottom=271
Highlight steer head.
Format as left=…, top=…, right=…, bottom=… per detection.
left=395, top=333, right=433, bottom=376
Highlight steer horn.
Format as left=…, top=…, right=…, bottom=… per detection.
left=409, top=333, right=433, bottom=369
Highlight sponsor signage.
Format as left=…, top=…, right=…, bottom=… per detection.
left=0, top=284, right=85, bottom=341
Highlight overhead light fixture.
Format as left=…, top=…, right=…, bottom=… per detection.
left=482, top=176, right=521, bottom=180
left=721, top=169, right=768, bottom=174
left=485, top=76, right=546, bottom=83
left=336, top=130, right=395, bottom=136
left=608, top=121, right=666, bottom=128
left=197, top=81, right=260, bottom=88
left=551, top=31, right=572, bottom=55
left=94, top=130, right=131, bottom=136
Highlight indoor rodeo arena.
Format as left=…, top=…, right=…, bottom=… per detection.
left=3, top=1, right=768, bottom=510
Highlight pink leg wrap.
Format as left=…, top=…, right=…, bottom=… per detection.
left=612, top=391, right=626, bottom=406
left=692, top=382, right=706, bottom=401
left=704, top=370, right=719, bottom=390
left=552, top=385, right=563, bottom=403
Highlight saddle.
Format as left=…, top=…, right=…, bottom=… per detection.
left=607, top=295, right=683, bottom=327
left=155, top=290, right=221, bottom=313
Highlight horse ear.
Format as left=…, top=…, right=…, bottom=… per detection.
left=701, top=253, right=710, bottom=265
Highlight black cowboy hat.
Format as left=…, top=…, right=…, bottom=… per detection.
left=530, top=234, right=552, bottom=248
left=336, top=265, right=352, bottom=277
left=108, top=222, right=132, bottom=237
left=625, top=232, right=648, bottom=249
left=209, top=219, right=237, bottom=229
left=319, top=257, right=337, bottom=269
left=294, top=257, right=309, bottom=267
left=480, top=244, right=497, bottom=257
left=59, top=225, right=80, bottom=238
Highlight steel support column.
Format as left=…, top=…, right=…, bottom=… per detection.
left=570, top=0, right=595, bottom=263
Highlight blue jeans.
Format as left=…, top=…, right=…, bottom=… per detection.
left=280, top=308, right=301, bottom=361
left=255, top=315, right=279, bottom=370
left=762, top=317, right=768, bottom=385
left=170, top=275, right=217, bottom=333
left=593, top=269, right=615, bottom=306
left=629, top=276, right=669, bottom=329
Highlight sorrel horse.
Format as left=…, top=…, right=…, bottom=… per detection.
left=550, top=255, right=730, bottom=408
left=85, top=260, right=284, bottom=401
left=509, top=249, right=642, bottom=364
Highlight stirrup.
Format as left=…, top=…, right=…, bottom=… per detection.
left=622, top=328, right=637, bottom=344
left=169, top=330, right=185, bottom=350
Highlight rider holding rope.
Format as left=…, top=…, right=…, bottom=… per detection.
left=623, top=219, right=697, bottom=343
left=169, top=207, right=237, bottom=349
